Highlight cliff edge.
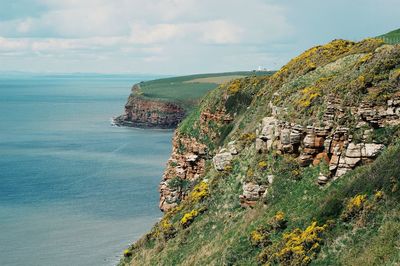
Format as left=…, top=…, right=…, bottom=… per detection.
left=114, top=84, right=186, bottom=128
left=114, top=72, right=272, bottom=129
left=120, top=38, right=400, bottom=265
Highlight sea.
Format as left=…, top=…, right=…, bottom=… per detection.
left=0, top=74, right=173, bottom=266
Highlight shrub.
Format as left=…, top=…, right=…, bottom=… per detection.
left=270, top=211, right=288, bottom=230
left=227, top=79, right=242, bottom=94
left=341, top=194, right=368, bottom=221
left=188, top=181, right=209, bottom=202
left=268, top=222, right=327, bottom=265
left=374, top=190, right=384, bottom=201
left=157, top=218, right=177, bottom=240
left=123, top=249, right=132, bottom=257
left=356, top=52, right=373, bottom=66
left=275, top=155, right=301, bottom=180
left=391, top=68, right=400, bottom=80
left=250, top=226, right=271, bottom=247
left=240, top=132, right=256, bottom=144
left=167, top=177, right=191, bottom=193
left=180, top=209, right=199, bottom=228
left=297, top=86, right=321, bottom=108
left=258, top=161, right=268, bottom=170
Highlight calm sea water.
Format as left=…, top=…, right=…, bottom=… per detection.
left=0, top=74, right=173, bottom=266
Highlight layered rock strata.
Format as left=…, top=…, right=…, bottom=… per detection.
left=114, top=84, right=186, bottom=128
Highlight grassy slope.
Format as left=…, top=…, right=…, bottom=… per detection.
left=137, top=71, right=272, bottom=109
left=377, top=28, right=400, bottom=44
left=120, top=38, right=400, bottom=265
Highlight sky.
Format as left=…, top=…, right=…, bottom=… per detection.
left=0, top=0, right=398, bottom=75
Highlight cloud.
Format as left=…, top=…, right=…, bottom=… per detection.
left=0, top=0, right=396, bottom=74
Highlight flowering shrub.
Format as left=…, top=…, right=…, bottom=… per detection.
left=227, top=79, right=242, bottom=94
left=180, top=209, right=199, bottom=227
left=250, top=227, right=271, bottom=247
left=188, top=181, right=209, bottom=202
left=250, top=211, right=286, bottom=248
left=240, top=132, right=256, bottom=144
left=263, top=222, right=327, bottom=266
left=374, top=190, right=384, bottom=201
left=223, top=165, right=233, bottom=173
left=270, top=211, right=287, bottom=230
left=258, top=161, right=268, bottom=170
left=341, top=194, right=368, bottom=221
left=152, top=218, right=176, bottom=240
left=246, top=168, right=254, bottom=178
left=123, top=249, right=132, bottom=257
left=297, top=86, right=321, bottom=108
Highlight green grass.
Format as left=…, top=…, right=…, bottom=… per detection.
left=136, top=71, right=272, bottom=110
left=119, top=37, right=400, bottom=265
left=377, top=28, right=400, bottom=44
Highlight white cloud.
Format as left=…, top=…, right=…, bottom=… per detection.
left=0, top=0, right=295, bottom=73
left=129, top=23, right=182, bottom=44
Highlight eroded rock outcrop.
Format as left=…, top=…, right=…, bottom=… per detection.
left=159, top=132, right=208, bottom=211
left=114, top=84, right=186, bottom=128
left=255, top=95, right=400, bottom=184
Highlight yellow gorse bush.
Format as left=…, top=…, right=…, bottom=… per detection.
left=273, top=222, right=327, bottom=265
left=227, top=79, right=242, bottom=94
left=270, top=211, right=287, bottom=230
left=151, top=217, right=176, bottom=240
left=258, top=161, right=268, bottom=169
left=180, top=209, right=199, bottom=227
left=297, top=86, right=321, bottom=108
left=250, top=228, right=271, bottom=247
left=188, top=181, right=209, bottom=202
left=374, top=190, right=384, bottom=201
left=341, top=194, right=368, bottom=221
left=240, top=132, right=256, bottom=142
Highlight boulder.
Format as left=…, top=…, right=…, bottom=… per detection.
left=345, top=143, right=362, bottom=158
left=227, top=141, right=238, bottom=155
left=317, top=173, right=329, bottom=185
left=239, top=182, right=267, bottom=207
left=213, top=152, right=233, bottom=171
left=280, top=128, right=291, bottom=145
left=260, top=116, right=277, bottom=140
left=185, top=154, right=198, bottom=162
left=362, top=143, right=384, bottom=158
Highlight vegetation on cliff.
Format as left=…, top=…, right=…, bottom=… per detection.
left=120, top=37, right=400, bottom=265
left=378, top=28, right=400, bottom=44
left=114, top=71, right=272, bottom=128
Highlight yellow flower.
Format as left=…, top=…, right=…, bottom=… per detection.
left=374, top=190, right=384, bottom=201
left=188, top=181, right=209, bottom=202
left=180, top=209, right=199, bottom=227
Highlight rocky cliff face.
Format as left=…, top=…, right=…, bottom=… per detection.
left=159, top=133, right=208, bottom=211
left=114, top=84, right=185, bottom=128
left=121, top=39, right=400, bottom=266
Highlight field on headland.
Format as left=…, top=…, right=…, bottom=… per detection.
left=136, top=71, right=273, bottom=109
left=378, top=28, right=400, bottom=44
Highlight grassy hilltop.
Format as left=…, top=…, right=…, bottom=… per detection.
left=377, top=28, right=400, bottom=44
left=120, top=35, right=400, bottom=265
left=114, top=71, right=273, bottom=128
left=135, top=71, right=273, bottom=110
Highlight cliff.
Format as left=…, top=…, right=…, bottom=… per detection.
left=114, top=72, right=271, bottom=129
left=120, top=38, right=400, bottom=265
left=114, top=84, right=186, bottom=128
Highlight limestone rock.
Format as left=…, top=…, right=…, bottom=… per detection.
left=362, top=143, right=384, bottom=158
left=227, top=141, right=239, bottom=155
left=317, top=173, right=329, bottom=185
left=213, top=152, right=233, bottom=171
left=239, top=182, right=267, bottom=207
